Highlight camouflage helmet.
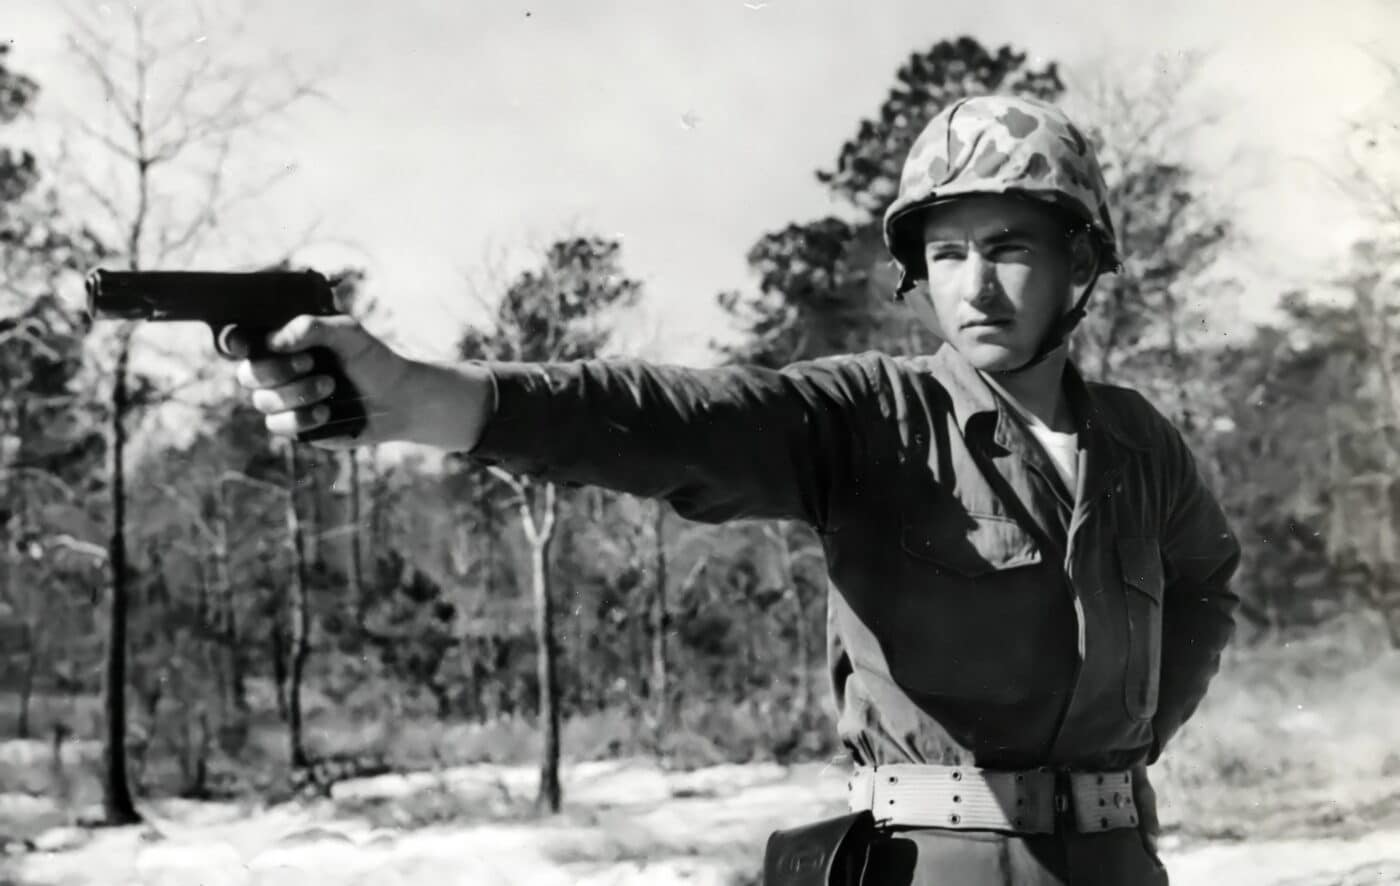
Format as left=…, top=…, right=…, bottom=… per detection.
left=883, top=95, right=1121, bottom=296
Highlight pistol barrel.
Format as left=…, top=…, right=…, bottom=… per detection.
left=85, top=270, right=338, bottom=324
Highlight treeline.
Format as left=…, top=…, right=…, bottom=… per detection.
left=2, top=13, right=1397, bottom=818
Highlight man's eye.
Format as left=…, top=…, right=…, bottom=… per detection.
left=929, top=249, right=963, bottom=262
left=992, top=244, right=1029, bottom=258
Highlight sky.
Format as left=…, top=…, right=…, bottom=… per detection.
left=7, top=0, right=1399, bottom=369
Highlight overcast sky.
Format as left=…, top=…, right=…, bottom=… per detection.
left=8, top=0, right=1399, bottom=366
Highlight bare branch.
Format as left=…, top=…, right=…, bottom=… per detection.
left=146, top=42, right=217, bottom=137
left=69, top=116, right=140, bottom=164
left=47, top=534, right=110, bottom=563
left=538, top=481, right=557, bottom=539
left=219, top=469, right=289, bottom=498
left=0, top=318, right=64, bottom=361
left=485, top=465, right=526, bottom=498
left=67, top=163, right=131, bottom=228
left=63, top=24, right=139, bottom=137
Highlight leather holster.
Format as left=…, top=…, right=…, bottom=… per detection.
left=762, top=809, right=875, bottom=886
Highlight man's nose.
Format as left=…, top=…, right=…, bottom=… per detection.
left=962, top=252, right=1001, bottom=308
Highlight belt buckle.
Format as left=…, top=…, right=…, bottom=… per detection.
left=1052, top=770, right=1073, bottom=826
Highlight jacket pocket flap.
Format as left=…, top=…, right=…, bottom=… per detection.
left=1118, top=537, right=1164, bottom=604
left=902, top=514, right=1042, bottom=577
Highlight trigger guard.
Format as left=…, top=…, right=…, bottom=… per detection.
left=213, top=325, right=239, bottom=358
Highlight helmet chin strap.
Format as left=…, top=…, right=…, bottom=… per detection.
left=999, top=268, right=1102, bottom=376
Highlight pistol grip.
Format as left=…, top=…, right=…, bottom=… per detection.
left=297, top=346, right=369, bottom=443
left=220, top=324, right=368, bottom=444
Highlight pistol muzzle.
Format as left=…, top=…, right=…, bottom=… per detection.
left=85, top=269, right=152, bottom=320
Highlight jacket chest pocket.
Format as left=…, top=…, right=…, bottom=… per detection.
left=891, top=514, right=1047, bottom=703
left=1118, top=537, right=1165, bottom=721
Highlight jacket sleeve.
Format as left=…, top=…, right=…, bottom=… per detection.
left=1150, top=421, right=1242, bottom=762
left=465, top=357, right=888, bottom=531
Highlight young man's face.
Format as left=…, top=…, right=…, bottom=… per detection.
left=909, top=195, right=1091, bottom=372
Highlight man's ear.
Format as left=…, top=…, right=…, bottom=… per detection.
left=1069, top=230, right=1098, bottom=286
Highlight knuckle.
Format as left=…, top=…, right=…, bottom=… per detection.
left=256, top=357, right=306, bottom=387
left=245, top=358, right=274, bottom=384
left=250, top=389, right=281, bottom=414
left=235, top=361, right=257, bottom=389
left=295, top=378, right=326, bottom=408
left=295, top=405, right=328, bottom=431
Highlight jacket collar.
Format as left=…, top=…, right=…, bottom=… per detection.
left=922, top=345, right=1152, bottom=453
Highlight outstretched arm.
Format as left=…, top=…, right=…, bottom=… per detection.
left=466, top=359, right=882, bottom=527
left=232, top=315, right=888, bottom=529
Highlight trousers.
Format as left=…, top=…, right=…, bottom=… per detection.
left=860, top=826, right=1169, bottom=885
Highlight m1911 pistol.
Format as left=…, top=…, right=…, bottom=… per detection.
left=84, top=269, right=367, bottom=443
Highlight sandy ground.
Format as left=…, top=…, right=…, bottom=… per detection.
left=4, top=760, right=1399, bottom=885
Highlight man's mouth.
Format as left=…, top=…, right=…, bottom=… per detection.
left=961, top=317, right=1012, bottom=330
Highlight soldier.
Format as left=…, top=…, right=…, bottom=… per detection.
left=228, top=95, right=1239, bottom=885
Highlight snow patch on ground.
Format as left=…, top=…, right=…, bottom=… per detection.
left=7, top=760, right=1400, bottom=885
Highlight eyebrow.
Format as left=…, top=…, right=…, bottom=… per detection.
left=924, top=228, right=1036, bottom=246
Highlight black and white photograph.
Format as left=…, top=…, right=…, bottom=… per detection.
left=2, top=1, right=1398, bottom=883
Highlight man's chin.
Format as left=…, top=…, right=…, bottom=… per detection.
left=950, top=341, right=1028, bottom=372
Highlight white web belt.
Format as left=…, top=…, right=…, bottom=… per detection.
left=847, top=764, right=1140, bottom=835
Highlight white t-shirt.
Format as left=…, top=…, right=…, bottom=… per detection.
left=1026, top=421, right=1080, bottom=497
left=985, top=380, right=1080, bottom=497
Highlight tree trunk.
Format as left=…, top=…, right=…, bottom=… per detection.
left=525, top=482, right=561, bottom=813
left=649, top=503, right=669, bottom=741
left=212, top=501, right=248, bottom=725
left=17, top=624, right=36, bottom=740
left=306, top=449, right=323, bottom=572
left=432, top=683, right=451, bottom=719
left=271, top=621, right=289, bottom=723
left=792, top=591, right=812, bottom=720
left=1379, top=565, right=1400, bottom=650
left=102, top=331, right=141, bottom=825
left=347, top=451, right=365, bottom=628
left=131, top=674, right=163, bottom=786
left=367, top=453, right=388, bottom=558
left=774, top=525, right=813, bottom=720
left=284, top=444, right=312, bottom=769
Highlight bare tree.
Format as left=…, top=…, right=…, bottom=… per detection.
left=1320, top=51, right=1400, bottom=643
left=58, top=0, right=323, bottom=821
left=282, top=444, right=313, bottom=767
left=454, top=235, right=642, bottom=813
left=648, top=502, right=670, bottom=740
left=1066, top=51, right=1233, bottom=408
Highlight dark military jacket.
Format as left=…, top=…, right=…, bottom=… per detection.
left=469, top=345, right=1240, bottom=880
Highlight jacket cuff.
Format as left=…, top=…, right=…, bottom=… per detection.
left=467, top=362, right=557, bottom=471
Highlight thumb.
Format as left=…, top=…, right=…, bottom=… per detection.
left=266, top=314, right=358, bottom=354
